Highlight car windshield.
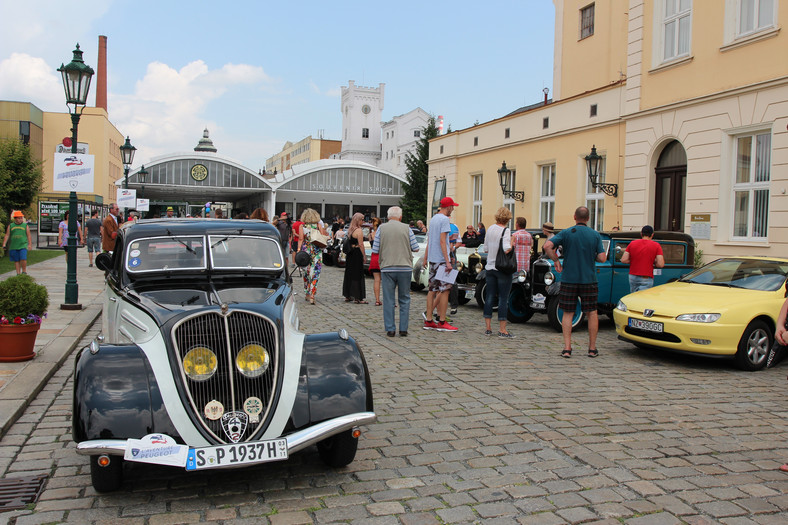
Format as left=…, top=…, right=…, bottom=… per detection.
left=679, top=258, right=788, bottom=291
left=126, top=236, right=206, bottom=273
left=208, top=235, right=284, bottom=270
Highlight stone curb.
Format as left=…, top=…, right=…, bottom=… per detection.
left=0, top=304, right=101, bottom=437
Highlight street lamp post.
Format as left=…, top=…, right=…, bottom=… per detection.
left=497, top=161, right=525, bottom=202
left=58, top=44, right=94, bottom=310
left=585, top=145, right=618, bottom=197
left=119, top=137, right=136, bottom=219
left=138, top=165, right=148, bottom=200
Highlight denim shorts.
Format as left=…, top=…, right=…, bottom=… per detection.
left=86, top=236, right=101, bottom=253
left=8, top=249, right=27, bottom=262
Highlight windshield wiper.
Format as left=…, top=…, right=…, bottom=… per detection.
left=165, top=230, right=196, bottom=254
left=703, top=282, right=732, bottom=287
left=211, top=237, right=229, bottom=248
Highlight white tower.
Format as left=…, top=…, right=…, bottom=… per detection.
left=339, top=81, right=384, bottom=164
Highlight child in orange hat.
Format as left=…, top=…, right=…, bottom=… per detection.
left=3, top=211, right=33, bottom=274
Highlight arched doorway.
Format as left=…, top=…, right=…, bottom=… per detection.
left=654, top=140, right=687, bottom=231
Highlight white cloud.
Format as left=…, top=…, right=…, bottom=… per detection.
left=0, top=53, right=65, bottom=111
left=109, top=60, right=270, bottom=166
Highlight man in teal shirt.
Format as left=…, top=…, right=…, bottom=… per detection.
left=543, top=206, right=606, bottom=358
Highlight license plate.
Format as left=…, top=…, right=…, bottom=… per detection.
left=629, top=318, right=663, bottom=333
left=185, top=439, right=288, bottom=470
left=465, top=290, right=474, bottom=299
left=529, top=301, right=546, bottom=310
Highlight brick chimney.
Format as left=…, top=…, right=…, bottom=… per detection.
left=96, top=35, right=108, bottom=111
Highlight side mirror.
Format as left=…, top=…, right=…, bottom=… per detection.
left=294, top=250, right=311, bottom=268
left=95, top=252, right=113, bottom=272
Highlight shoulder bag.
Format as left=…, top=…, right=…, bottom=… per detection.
left=495, top=227, right=517, bottom=274
left=307, top=225, right=328, bottom=249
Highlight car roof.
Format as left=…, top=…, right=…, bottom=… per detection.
left=122, top=218, right=281, bottom=243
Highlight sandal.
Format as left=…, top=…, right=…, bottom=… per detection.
left=375, top=301, right=382, bottom=306
left=780, top=464, right=788, bottom=472
left=355, top=300, right=368, bottom=304
left=561, top=349, right=572, bottom=358
left=344, top=298, right=352, bottom=302
left=588, top=349, right=599, bottom=358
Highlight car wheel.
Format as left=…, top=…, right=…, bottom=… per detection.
left=90, top=455, right=123, bottom=493
left=734, top=320, right=771, bottom=371
left=546, top=296, right=584, bottom=332
left=317, top=429, right=358, bottom=468
left=457, top=292, right=471, bottom=305
left=507, top=285, right=533, bottom=323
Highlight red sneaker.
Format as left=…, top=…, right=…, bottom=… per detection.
left=423, top=320, right=439, bottom=330
left=436, top=320, right=458, bottom=332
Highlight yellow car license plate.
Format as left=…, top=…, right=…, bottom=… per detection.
left=629, top=318, right=663, bottom=333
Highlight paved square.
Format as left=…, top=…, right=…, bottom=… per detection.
left=2, top=265, right=787, bottom=524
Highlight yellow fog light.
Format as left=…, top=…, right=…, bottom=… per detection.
left=236, top=344, right=270, bottom=378
left=183, top=346, right=217, bottom=381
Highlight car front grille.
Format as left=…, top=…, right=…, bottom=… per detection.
left=172, top=310, right=279, bottom=444
left=624, top=325, right=681, bottom=343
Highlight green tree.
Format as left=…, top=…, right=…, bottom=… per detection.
left=400, top=116, right=439, bottom=223
left=0, top=139, right=43, bottom=219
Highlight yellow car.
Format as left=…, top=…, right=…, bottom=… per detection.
left=613, top=257, right=788, bottom=371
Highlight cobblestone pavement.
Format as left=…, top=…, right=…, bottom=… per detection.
left=2, top=265, right=788, bottom=524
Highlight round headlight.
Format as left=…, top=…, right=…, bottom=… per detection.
left=457, top=262, right=465, bottom=272
left=183, top=346, right=217, bottom=382
left=474, top=263, right=483, bottom=274
left=517, top=270, right=527, bottom=283
left=544, top=272, right=555, bottom=285
left=236, top=343, right=270, bottom=378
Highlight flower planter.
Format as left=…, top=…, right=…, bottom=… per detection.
left=0, top=323, right=40, bottom=362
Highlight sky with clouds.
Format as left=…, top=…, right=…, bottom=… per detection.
left=0, top=0, right=555, bottom=171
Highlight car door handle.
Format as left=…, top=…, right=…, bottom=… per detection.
left=109, top=297, right=117, bottom=302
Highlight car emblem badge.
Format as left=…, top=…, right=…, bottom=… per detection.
left=243, top=397, right=263, bottom=423
left=644, top=309, right=655, bottom=318
left=204, top=400, right=224, bottom=421
left=221, top=411, right=248, bottom=443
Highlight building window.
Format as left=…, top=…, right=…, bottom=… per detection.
left=362, top=128, right=369, bottom=139
left=590, top=104, right=598, bottom=117
left=505, top=128, right=510, bottom=139
left=732, top=131, right=770, bottom=239
left=661, top=0, right=692, bottom=62
left=472, top=175, right=483, bottom=227
left=580, top=3, right=595, bottom=39
left=586, top=156, right=606, bottom=230
left=414, top=130, right=421, bottom=138
left=738, top=0, right=775, bottom=36
left=432, top=179, right=447, bottom=216
left=440, top=145, right=444, bottom=154
left=540, top=164, right=556, bottom=225
left=543, top=117, right=549, bottom=129
left=474, top=137, right=479, bottom=147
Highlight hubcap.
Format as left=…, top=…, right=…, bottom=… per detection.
left=747, top=329, right=769, bottom=364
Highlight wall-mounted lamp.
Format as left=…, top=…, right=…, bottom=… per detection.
left=497, top=161, right=524, bottom=202
left=585, top=145, right=617, bottom=197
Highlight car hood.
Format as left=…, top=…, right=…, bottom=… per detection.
left=620, top=281, right=780, bottom=317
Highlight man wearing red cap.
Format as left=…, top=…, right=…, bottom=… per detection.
left=422, top=196, right=460, bottom=332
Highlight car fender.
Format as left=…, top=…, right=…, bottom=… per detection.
left=289, top=332, right=373, bottom=431
left=72, top=344, right=179, bottom=443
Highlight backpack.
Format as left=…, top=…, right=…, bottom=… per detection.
left=342, top=235, right=352, bottom=255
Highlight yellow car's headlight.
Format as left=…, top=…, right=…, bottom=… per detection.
left=236, top=343, right=270, bottom=378
left=676, top=313, right=720, bottom=323
left=183, top=346, right=218, bottom=381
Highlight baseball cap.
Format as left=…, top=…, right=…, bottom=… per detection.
left=281, top=212, right=288, bottom=217
left=11, top=210, right=23, bottom=218
left=641, top=225, right=654, bottom=236
left=440, top=197, right=459, bottom=208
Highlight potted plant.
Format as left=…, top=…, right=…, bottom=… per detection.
left=0, top=274, right=48, bottom=362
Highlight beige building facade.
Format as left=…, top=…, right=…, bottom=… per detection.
left=265, top=136, right=342, bottom=175
left=429, top=0, right=787, bottom=261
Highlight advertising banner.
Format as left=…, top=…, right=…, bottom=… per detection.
left=53, top=153, right=95, bottom=192
left=136, top=199, right=150, bottom=211
left=117, top=189, right=137, bottom=209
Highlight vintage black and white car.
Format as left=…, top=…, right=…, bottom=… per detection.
left=74, top=219, right=375, bottom=492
